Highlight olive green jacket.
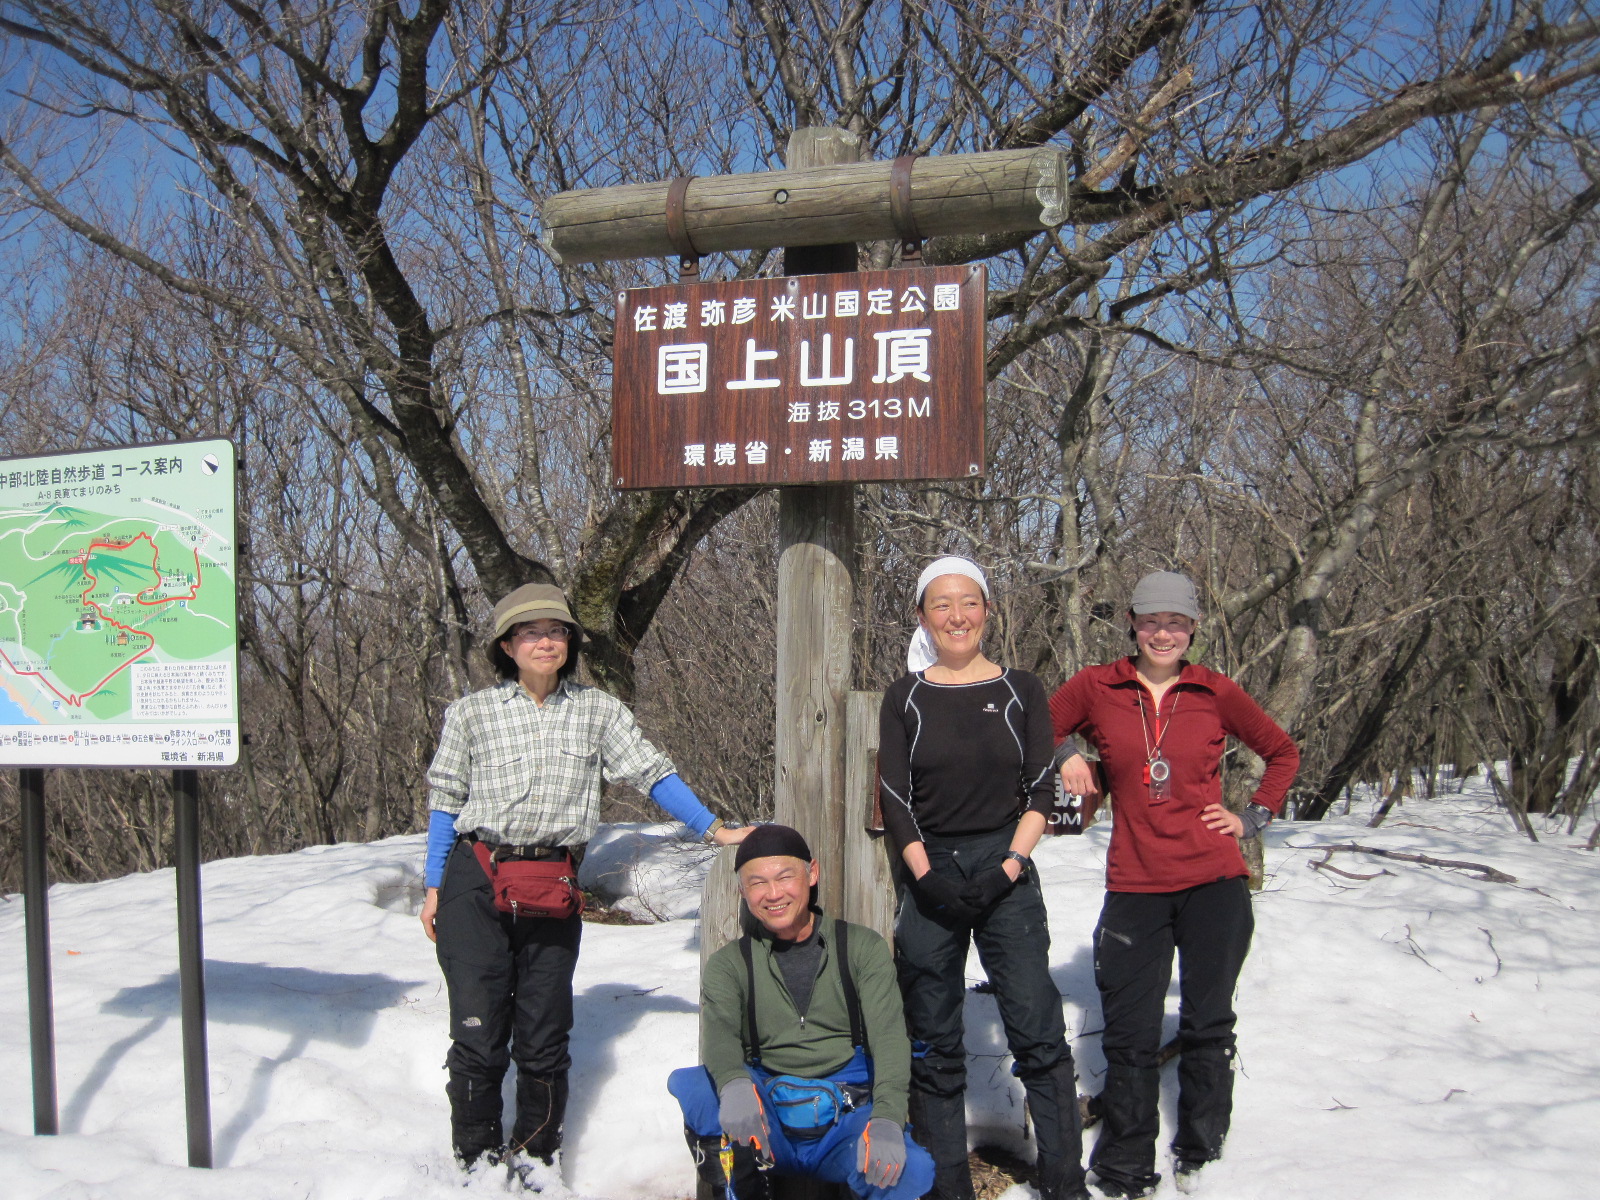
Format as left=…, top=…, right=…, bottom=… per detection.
left=700, top=912, right=911, bottom=1126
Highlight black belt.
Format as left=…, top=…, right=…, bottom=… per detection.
left=463, top=833, right=569, bottom=862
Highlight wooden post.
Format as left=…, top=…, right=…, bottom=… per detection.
left=772, top=127, right=861, bottom=1200
left=774, top=484, right=855, bottom=915
left=697, top=848, right=742, bottom=977
left=773, top=125, right=859, bottom=924
left=842, top=691, right=896, bottom=936
left=701, top=127, right=899, bottom=957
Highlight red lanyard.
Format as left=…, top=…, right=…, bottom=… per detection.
left=1136, top=686, right=1179, bottom=765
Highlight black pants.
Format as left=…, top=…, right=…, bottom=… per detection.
left=1090, top=878, right=1253, bottom=1192
left=896, top=825, right=1085, bottom=1199
left=435, top=838, right=581, bottom=1164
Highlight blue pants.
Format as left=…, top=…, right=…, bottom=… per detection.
left=668, top=1055, right=935, bottom=1200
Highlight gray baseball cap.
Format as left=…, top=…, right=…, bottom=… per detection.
left=1129, top=571, right=1201, bottom=619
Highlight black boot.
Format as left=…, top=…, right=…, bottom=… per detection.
left=446, top=1072, right=505, bottom=1168
left=1172, top=1044, right=1234, bottom=1170
left=1022, top=1058, right=1089, bottom=1200
left=909, top=1084, right=975, bottom=1200
left=684, top=1129, right=771, bottom=1200
left=1087, top=1064, right=1161, bottom=1197
left=510, top=1069, right=569, bottom=1166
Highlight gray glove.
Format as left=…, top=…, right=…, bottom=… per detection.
left=1240, top=803, right=1274, bottom=840
left=718, top=1077, right=771, bottom=1161
left=856, top=1117, right=906, bottom=1189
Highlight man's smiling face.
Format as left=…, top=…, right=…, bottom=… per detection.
left=737, top=855, right=819, bottom=941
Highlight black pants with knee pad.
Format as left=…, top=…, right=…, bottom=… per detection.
left=896, top=825, right=1086, bottom=1200
left=435, top=838, right=580, bottom=1166
left=1090, top=877, right=1253, bottom=1193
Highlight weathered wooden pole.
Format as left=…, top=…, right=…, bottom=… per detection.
left=687, top=125, right=900, bottom=1200
left=770, top=126, right=861, bottom=918
left=699, top=128, right=869, bottom=971
left=841, top=691, right=895, bottom=934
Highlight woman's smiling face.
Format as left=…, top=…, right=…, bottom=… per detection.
left=500, top=620, right=570, bottom=680
left=919, top=573, right=989, bottom=661
left=1130, top=611, right=1195, bottom=670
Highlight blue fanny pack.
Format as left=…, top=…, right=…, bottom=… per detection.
left=738, top=924, right=873, bottom=1141
left=759, top=1071, right=872, bottom=1140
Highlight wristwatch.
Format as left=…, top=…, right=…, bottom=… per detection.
left=1004, top=850, right=1032, bottom=871
left=704, top=818, right=729, bottom=843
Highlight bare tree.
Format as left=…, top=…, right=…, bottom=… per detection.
left=4, top=1, right=1600, bottom=889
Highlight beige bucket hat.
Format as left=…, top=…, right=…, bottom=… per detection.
left=491, top=583, right=583, bottom=640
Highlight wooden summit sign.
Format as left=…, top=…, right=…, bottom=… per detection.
left=611, top=263, right=985, bottom=489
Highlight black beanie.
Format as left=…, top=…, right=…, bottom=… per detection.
left=734, top=823, right=813, bottom=870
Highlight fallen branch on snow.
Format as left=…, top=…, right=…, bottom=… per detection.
left=1314, top=843, right=1518, bottom=884
left=1309, top=853, right=1394, bottom=881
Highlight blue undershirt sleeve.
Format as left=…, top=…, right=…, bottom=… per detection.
left=425, top=808, right=458, bottom=888
left=649, top=773, right=718, bottom=839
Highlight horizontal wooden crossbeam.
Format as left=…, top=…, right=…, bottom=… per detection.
left=541, top=147, right=1069, bottom=265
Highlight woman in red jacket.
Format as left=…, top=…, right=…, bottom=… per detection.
left=1049, top=572, right=1297, bottom=1198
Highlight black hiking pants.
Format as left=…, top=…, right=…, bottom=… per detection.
left=896, top=824, right=1086, bottom=1200
left=435, top=837, right=581, bottom=1166
left=1090, top=877, right=1253, bottom=1194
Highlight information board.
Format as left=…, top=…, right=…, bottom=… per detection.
left=0, top=439, right=239, bottom=767
left=611, top=264, right=985, bottom=488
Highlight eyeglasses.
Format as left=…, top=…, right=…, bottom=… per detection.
left=509, top=624, right=571, bottom=643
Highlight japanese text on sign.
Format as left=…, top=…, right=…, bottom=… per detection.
left=611, top=265, right=986, bottom=489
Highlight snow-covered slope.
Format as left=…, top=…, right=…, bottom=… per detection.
left=2, top=777, right=1595, bottom=1199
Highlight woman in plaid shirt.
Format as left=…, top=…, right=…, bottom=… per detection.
left=418, top=583, right=749, bottom=1182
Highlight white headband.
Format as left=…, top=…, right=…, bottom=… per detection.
left=907, top=556, right=990, bottom=672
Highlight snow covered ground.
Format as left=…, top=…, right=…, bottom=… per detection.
left=3, top=773, right=1597, bottom=1199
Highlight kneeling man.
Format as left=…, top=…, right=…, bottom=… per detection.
left=669, top=824, right=935, bottom=1200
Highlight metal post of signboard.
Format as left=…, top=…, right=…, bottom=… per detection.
left=21, top=766, right=59, bottom=1135
left=1, top=438, right=238, bottom=1165
left=173, top=768, right=213, bottom=1167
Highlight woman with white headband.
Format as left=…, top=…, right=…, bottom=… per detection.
left=878, top=557, right=1089, bottom=1200
left=1049, top=571, right=1298, bottom=1197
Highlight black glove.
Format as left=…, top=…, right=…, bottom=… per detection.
left=911, top=870, right=979, bottom=923
left=960, top=865, right=1017, bottom=911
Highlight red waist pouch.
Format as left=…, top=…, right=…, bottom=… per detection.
left=472, top=842, right=584, bottom=920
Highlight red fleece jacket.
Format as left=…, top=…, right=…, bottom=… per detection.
left=1049, top=657, right=1299, bottom=893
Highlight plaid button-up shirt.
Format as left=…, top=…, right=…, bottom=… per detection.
left=425, top=678, right=676, bottom=848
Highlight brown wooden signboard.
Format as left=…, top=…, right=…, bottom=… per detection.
left=611, top=265, right=985, bottom=488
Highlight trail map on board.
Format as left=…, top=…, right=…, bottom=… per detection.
left=0, top=439, right=239, bottom=767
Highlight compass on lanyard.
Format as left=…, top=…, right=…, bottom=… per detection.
left=1138, top=689, right=1180, bottom=803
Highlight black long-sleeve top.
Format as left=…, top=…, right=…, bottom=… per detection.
left=877, top=668, right=1057, bottom=848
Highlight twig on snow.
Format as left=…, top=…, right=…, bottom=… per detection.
left=1395, top=923, right=1441, bottom=972
left=1479, top=928, right=1502, bottom=978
